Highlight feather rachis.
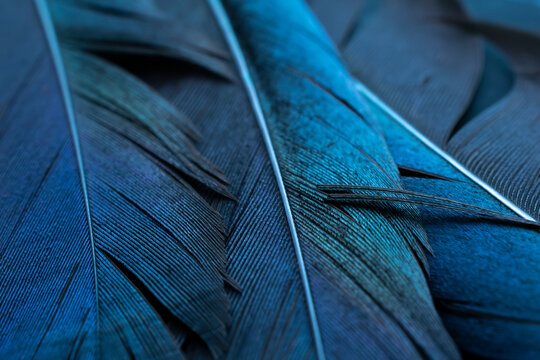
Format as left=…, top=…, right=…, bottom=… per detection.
left=1, top=0, right=234, bottom=357
left=207, top=0, right=459, bottom=358
left=363, top=76, right=540, bottom=358
left=311, top=0, right=540, bottom=220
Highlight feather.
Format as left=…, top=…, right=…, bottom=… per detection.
left=310, top=0, right=540, bottom=220
left=460, top=0, right=540, bottom=34
left=310, top=1, right=540, bottom=357
left=310, top=0, right=483, bottom=145
left=49, top=0, right=235, bottom=80
left=355, top=81, right=534, bottom=222
left=0, top=0, right=232, bottom=358
left=138, top=0, right=459, bottom=358
left=366, top=96, right=540, bottom=359
left=16, top=0, right=462, bottom=358
left=4, top=0, right=536, bottom=358
left=444, top=22, right=540, bottom=221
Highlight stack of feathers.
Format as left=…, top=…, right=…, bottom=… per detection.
left=0, top=0, right=539, bottom=358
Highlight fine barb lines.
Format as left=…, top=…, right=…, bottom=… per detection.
left=355, top=81, right=536, bottom=222
left=1, top=0, right=539, bottom=359
left=317, top=184, right=540, bottom=229
left=206, top=1, right=326, bottom=358
left=34, top=0, right=101, bottom=317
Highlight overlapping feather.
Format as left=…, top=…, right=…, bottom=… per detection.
left=205, top=1, right=458, bottom=358
left=361, top=94, right=540, bottom=359
left=310, top=0, right=540, bottom=220
left=310, top=0, right=540, bottom=357
left=1, top=0, right=461, bottom=358
left=1, top=1, right=231, bottom=357
left=2, top=0, right=538, bottom=359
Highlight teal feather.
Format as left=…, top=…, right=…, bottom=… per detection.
left=0, top=1, right=231, bottom=358
left=2, top=0, right=538, bottom=359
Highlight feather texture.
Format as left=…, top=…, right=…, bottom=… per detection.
left=310, top=0, right=540, bottom=357
left=0, top=1, right=231, bottom=358
left=49, top=0, right=235, bottom=80
left=17, top=0, right=460, bottom=358
left=366, top=94, right=540, bottom=359
left=310, top=0, right=540, bottom=220
left=195, top=0, right=458, bottom=358
left=3, top=0, right=538, bottom=358
left=444, top=22, right=540, bottom=220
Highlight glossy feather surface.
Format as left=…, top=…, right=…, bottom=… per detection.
left=310, top=0, right=540, bottom=220
left=132, top=0, right=460, bottom=357
left=49, top=0, right=235, bottom=80
left=368, top=98, right=540, bottom=359
left=1, top=1, right=231, bottom=357
left=1, top=0, right=538, bottom=358
left=211, top=0, right=457, bottom=358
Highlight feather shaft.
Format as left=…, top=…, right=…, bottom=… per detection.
left=35, top=0, right=101, bottom=316
left=1, top=1, right=232, bottom=357
left=318, top=184, right=539, bottom=228
left=206, top=1, right=326, bottom=358
left=355, top=81, right=536, bottom=222
left=204, top=0, right=458, bottom=358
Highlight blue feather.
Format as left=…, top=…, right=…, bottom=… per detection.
left=49, top=0, right=235, bottom=80
left=3, top=0, right=538, bottom=358
left=0, top=1, right=232, bottom=358
left=310, top=0, right=540, bottom=220
left=159, top=0, right=458, bottom=358
left=343, top=34, right=540, bottom=357
left=38, top=0, right=459, bottom=357
left=364, top=92, right=540, bottom=358
left=312, top=1, right=540, bottom=357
